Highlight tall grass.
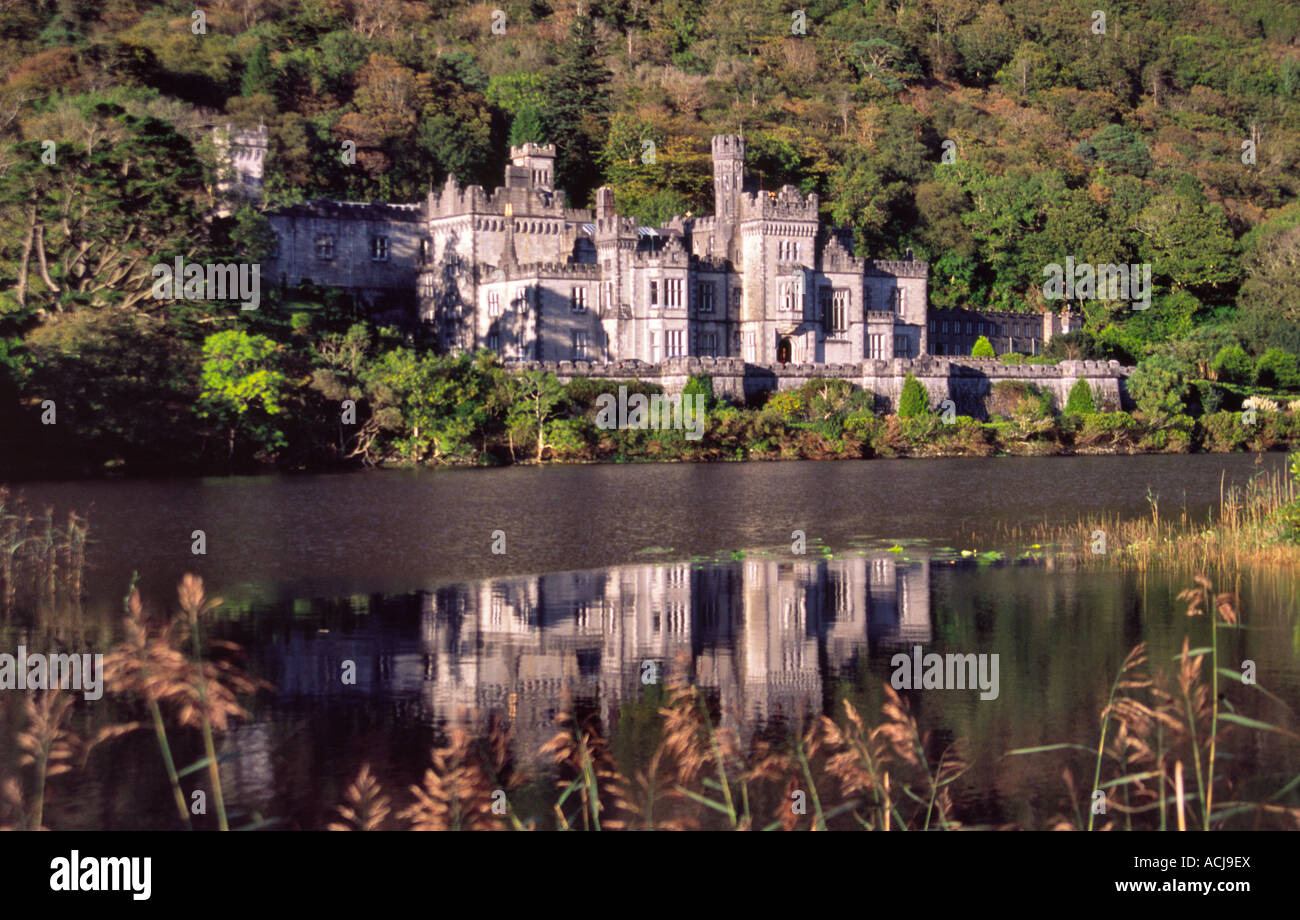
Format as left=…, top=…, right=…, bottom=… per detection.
left=1020, top=456, right=1300, bottom=572
left=0, top=487, right=88, bottom=615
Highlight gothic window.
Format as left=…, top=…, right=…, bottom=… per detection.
left=487, top=331, right=500, bottom=352
left=571, top=286, right=587, bottom=312
left=890, top=287, right=903, bottom=314
left=781, top=281, right=797, bottom=311
left=666, top=330, right=684, bottom=357
left=488, top=291, right=500, bottom=317
left=571, top=330, right=588, bottom=359
left=315, top=235, right=334, bottom=260
left=832, top=289, right=850, bottom=333
left=370, top=236, right=389, bottom=261
left=696, top=331, right=718, bottom=356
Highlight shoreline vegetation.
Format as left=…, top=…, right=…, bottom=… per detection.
left=5, top=344, right=1300, bottom=481
left=1035, top=452, right=1300, bottom=571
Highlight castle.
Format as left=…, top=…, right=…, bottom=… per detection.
left=247, top=132, right=1078, bottom=363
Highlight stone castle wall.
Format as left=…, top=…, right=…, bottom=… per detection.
left=507, top=356, right=1132, bottom=418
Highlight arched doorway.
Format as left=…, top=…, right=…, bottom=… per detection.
left=776, top=336, right=792, bottom=364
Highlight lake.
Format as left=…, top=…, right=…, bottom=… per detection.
left=2, top=452, right=1296, bottom=829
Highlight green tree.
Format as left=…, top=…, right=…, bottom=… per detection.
left=1065, top=377, right=1096, bottom=414
left=510, top=370, right=566, bottom=462
left=897, top=373, right=930, bottom=418
left=197, top=329, right=288, bottom=461
left=971, top=335, right=995, bottom=357
left=1255, top=348, right=1300, bottom=391
left=1126, top=353, right=1193, bottom=419
left=241, top=43, right=276, bottom=98
left=508, top=105, right=546, bottom=147
left=0, top=99, right=207, bottom=314
left=1210, top=344, right=1253, bottom=385
left=544, top=15, right=612, bottom=206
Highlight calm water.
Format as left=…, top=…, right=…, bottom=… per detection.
left=2, top=453, right=1297, bottom=829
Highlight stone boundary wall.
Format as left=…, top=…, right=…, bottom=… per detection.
left=505, top=356, right=1134, bottom=418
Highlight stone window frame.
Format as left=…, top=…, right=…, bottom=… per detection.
left=370, top=235, right=389, bottom=261
left=571, top=286, right=587, bottom=312
left=831, top=289, right=850, bottom=334
left=780, top=280, right=797, bottom=312
left=697, top=281, right=715, bottom=313
left=665, top=278, right=684, bottom=309
left=665, top=329, right=685, bottom=358
left=315, top=234, right=334, bottom=260
left=571, top=329, right=588, bottom=359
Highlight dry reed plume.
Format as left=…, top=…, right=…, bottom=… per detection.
left=102, top=574, right=272, bottom=830
left=1012, top=577, right=1300, bottom=831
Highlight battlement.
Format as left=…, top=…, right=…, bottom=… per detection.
left=740, top=186, right=819, bottom=221
left=711, top=134, right=745, bottom=159
left=519, top=261, right=603, bottom=278
left=511, top=142, right=556, bottom=159
left=866, top=258, right=928, bottom=278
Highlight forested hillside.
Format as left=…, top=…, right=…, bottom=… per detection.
left=1, top=0, right=1299, bottom=475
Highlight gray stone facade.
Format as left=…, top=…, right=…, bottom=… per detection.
left=261, top=136, right=946, bottom=364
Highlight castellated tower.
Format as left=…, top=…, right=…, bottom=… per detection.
left=213, top=123, right=268, bottom=216
left=509, top=142, right=556, bottom=191
left=711, top=134, right=745, bottom=259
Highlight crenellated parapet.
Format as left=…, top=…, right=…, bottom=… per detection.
left=739, top=185, right=820, bottom=221
left=866, top=257, right=928, bottom=279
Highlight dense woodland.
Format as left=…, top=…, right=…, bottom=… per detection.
left=1, top=0, right=1299, bottom=475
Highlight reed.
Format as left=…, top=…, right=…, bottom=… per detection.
left=1010, top=576, right=1300, bottom=830
left=0, top=487, right=89, bottom=615
left=102, top=574, right=272, bottom=831
left=1012, top=455, right=1300, bottom=572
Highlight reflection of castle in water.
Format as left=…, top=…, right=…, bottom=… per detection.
left=421, top=552, right=931, bottom=753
